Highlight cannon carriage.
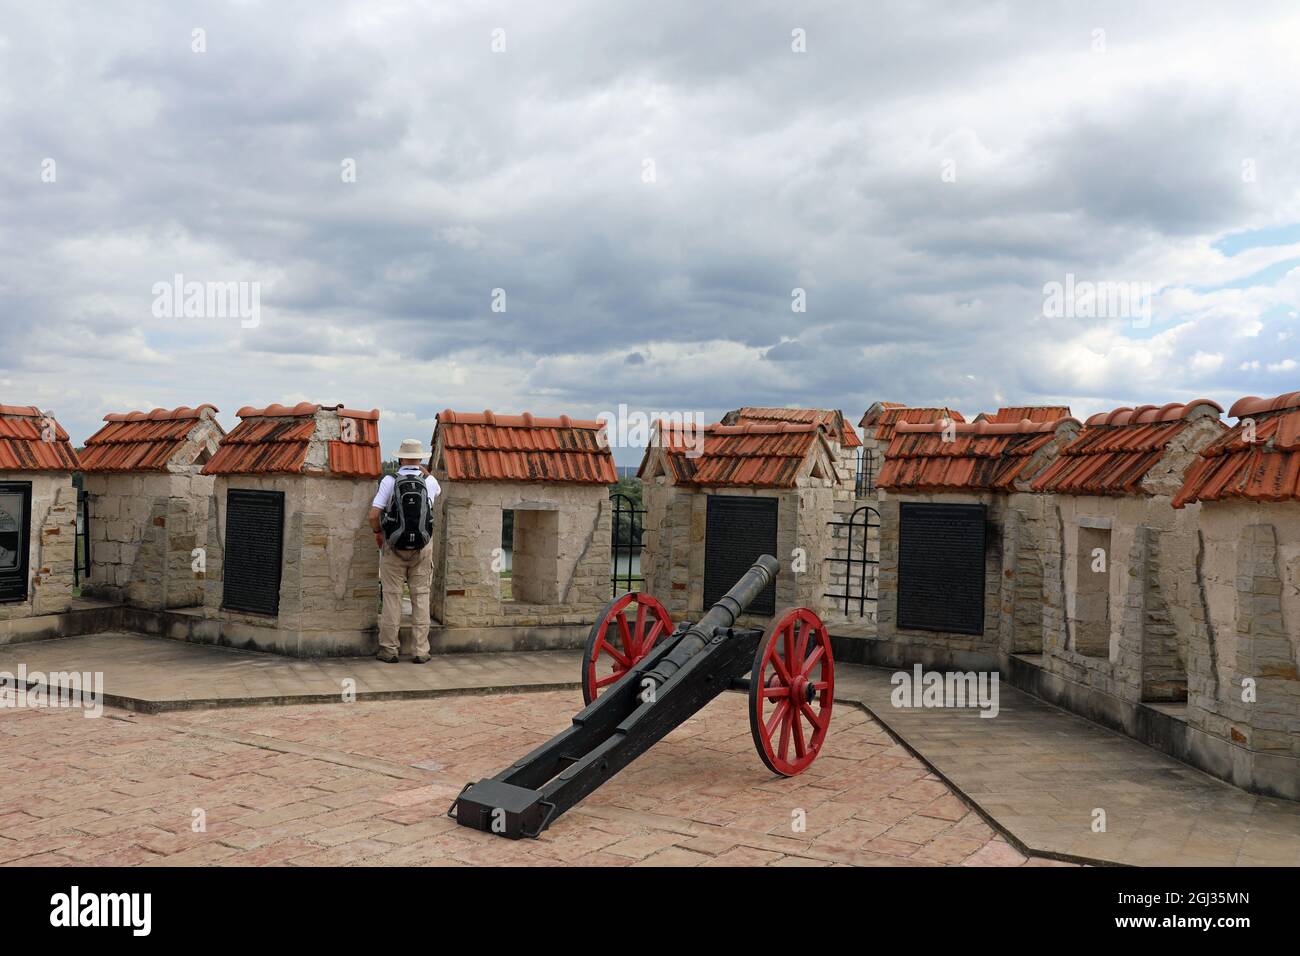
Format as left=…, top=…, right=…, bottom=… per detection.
left=450, top=555, right=835, bottom=838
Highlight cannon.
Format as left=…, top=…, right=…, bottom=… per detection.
left=449, top=555, right=835, bottom=838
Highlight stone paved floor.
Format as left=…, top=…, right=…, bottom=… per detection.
left=0, top=633, right=577, bottom=710
left=1, top=634, right=1296, bottom=866
left=0, top=690, right=1042, bottom=867
left=837, top=667, right=1300, bottom=867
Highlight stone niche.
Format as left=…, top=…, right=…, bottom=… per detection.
left=0, top=405, right=79, bottom=640
left=80, top=404, right=225, bottom=610
left=200, top=403, right=382, bottom=656
left=1034, top=401, right=1226, bottom=708
left=428, top=411, right=616, bottom=630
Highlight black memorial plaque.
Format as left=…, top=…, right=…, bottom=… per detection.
left=0, top=482, right=32, bottom=604
left=897, top=502, right=986, bottom=635
left=221, top=489, right=285, bottom=616
left=703, top=495, right=778, bottom=616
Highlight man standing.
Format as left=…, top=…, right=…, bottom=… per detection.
left=369, top=439, right=442, bottom=663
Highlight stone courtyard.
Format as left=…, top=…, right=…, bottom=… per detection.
left=0, top=681, right=1034, bottom=867
left=2, top=635, right=1296, bottom=867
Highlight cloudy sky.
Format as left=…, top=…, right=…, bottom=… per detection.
left=2, top=1, right=1298, bottom=465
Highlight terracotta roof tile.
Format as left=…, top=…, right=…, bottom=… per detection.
left=879, top=417, right=1078, bottom=493
left=203, top=404, right=381, bottom=478
left=724, top=407, right=861, bottom=447
left=1032, top=400, right=1223, bottom=496
left=0, top=406, right=79, bottom=473
left=987, top=406, right=1072, bottom=424
left=81, top=404, right=223, bottom=473
left=858, top=406, right=966, bottom=443
left=642, top=421, right=829, bottom=489
left=1175, top=390, right=1300, bottom=506
left=435, top=409, right=616, bottom=483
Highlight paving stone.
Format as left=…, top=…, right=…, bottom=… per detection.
left=5, top=644, right=1292, bottom=867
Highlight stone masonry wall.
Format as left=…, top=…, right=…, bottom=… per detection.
left=204, top=475, right=380, bottom=648
left=431, top=480, right=611, bottom=628
left=0, top=472, right=75, bottom=621
left=823, top=484, right=879, bottom=628
left=1041, top=494, right=1200, bottom=705
left=642, top=481, right=835, bottom=628
left=1191, top=501, right=1300, bottom=762
left=84, top=470, right=214, bottom=609
left=640, top=475, right=688, bottom=618
left=874, top=491, right=1049, bottom=667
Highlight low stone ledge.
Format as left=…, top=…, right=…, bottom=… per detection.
left=1007, top=653, right=1299, bottom=802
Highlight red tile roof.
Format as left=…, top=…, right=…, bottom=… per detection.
left=1174, top=391, right=1300, bottom=506
left=1033, top=401, right=1223, bottom=496
left=985, top=406, right=1072, bottom=424
left=0, top=406, right=79, bottom=472
left=80, top=404, right=223, bottom=473
left=203, top=403, right=381, bottom=478
left=435, top=410, right=617, bottom=483
left=643, top=422, right=830, bottom=488
left=859, top=406, right=966, bottom=444
left=724, top=407, right=861, bottom=447
left=879, top=417, right=1079, bottom=493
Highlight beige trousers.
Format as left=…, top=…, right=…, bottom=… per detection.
left=378, top=543, right=433, bottom=657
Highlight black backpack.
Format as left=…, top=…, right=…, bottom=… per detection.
left=381, top=474, right=433, bottom=550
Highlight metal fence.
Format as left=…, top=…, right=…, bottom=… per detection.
left=823, top=504, right=879, bottom=617
left=854, top=447, right=878, bottom=498
left=609, top=492, right=644, bottom=596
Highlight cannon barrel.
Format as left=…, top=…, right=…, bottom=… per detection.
left=643, top=554, right=779, bottom=687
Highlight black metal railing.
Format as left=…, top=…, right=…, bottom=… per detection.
left=823, top=504, right=879, bottom=617
left=854, top=447, right=877, bottom=498
left=610, top=492, right=645, bottom=596
left=74, top=488, right=91, bottom=589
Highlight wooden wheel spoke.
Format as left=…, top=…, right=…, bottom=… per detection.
left=594, top=672, right=623, bottom=688
left=615, top=613, right=633, bottom=656
left=790, top=705, right=807, bottom=757
left=782, top=623, right=797, bottom=681
left=801, top=644, right=824, bottom=675
left=767, top=649, right=792, bottom=684
left=761, top=685, right=789, bottom=699
left=597, top=638, right=630, bottom=669
left=632, top=603, right=646, bottom=657
left=765, top=700, right=789, bottom=737
left=800, top=699, right=827, bottom=731
left=794, top=618, right=810, bottom=667
left=643, top=618, right=664, bottom=649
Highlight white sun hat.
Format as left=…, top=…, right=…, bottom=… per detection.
left=392, top=438, right=428, bottom=460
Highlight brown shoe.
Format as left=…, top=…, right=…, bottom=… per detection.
left=376, top=651, right=399, bottom=664
left=412, top=654, right=431, bottom=664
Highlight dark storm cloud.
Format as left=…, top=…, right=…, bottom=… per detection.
left=1, top=0, right=1297, bottom=451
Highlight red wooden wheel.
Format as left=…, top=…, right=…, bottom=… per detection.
left=749, top=607, right=834, bottom=776
left=581, top=592, right=674, bottom=704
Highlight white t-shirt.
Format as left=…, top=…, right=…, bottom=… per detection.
left=372, top=466, right=442, bottom=510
